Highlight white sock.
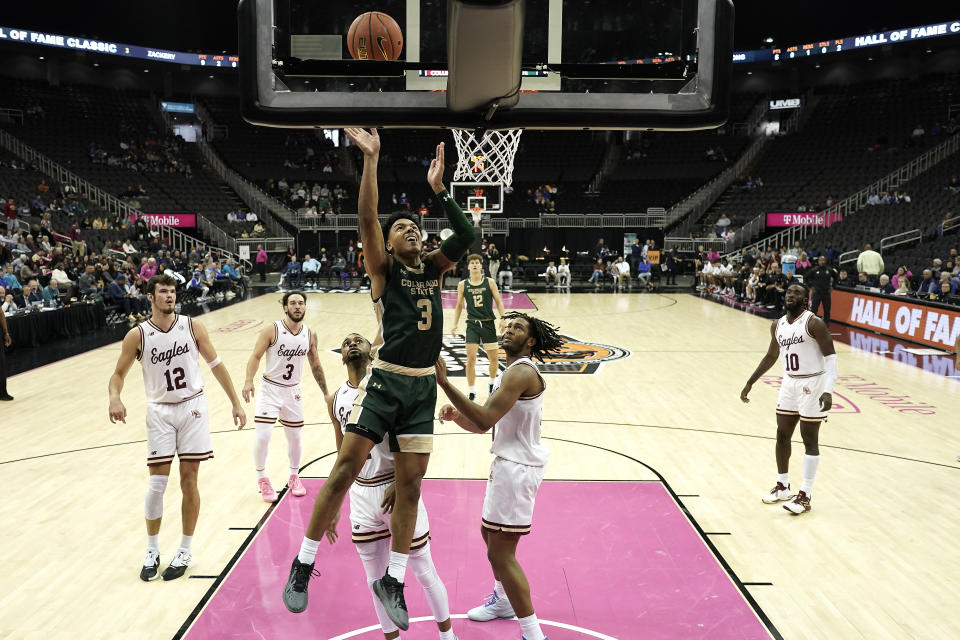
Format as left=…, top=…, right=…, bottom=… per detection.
left=298, top=536, right=320, bottom=565
left=179, top=534, right=193, bottom=553
left=801, top=455, right=820, bottom=496
left=147, top=534, right=159, bottom=551
left=284, top=425, right=302, bottom=472
left=387, top=551, right=408, bottom=582
left=518, top=613, right=545, bottom=640
left=494, top=580, right=506, bottom=598
left=256, top=468, right=267, bottom=480
left=777, top=473, right=789, bottom=487
left=469, top=385, right=476, bottom=395
left=438, top=630, right=456, bottom=640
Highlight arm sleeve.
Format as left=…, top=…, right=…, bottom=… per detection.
left=436, top=189, right=476, bottom=261
left=823, top=354, right=838, bottom=393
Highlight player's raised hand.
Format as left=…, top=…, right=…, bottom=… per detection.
left=819, top=392, right=832, bottom=412
left=427, top=142, right=445, bottom=191
left=434, top=357, right=448, bottom=387
left=241, top=379, right=255, bottom=403
left=739, top=384, right=752, bottom=403
left=108, top=398, right=127, bottom=423
left=233, top=403, right=247, bottom=430
left=438, top=404, right=459, bottom=423
left=344, top=127, right=380, bottom=157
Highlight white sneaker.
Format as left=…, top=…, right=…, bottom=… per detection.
left=161, top=550, right=194, bottom=581
left=762, top=482, right=793, bottom=503
left=467, top=591, right=516, bottom=621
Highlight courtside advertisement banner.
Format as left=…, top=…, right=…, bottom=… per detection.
left=831, top=289, right=960, bottom=351
left=133, top=213, right=196, bottom=228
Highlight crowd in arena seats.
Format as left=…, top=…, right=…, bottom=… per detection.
left=264, top=178, right=351, bottom=218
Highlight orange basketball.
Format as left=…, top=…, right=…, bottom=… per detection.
left=347, top=11, right=404, bottom=61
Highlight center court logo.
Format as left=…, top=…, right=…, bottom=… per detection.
left=330, top=335, right=630, bottom=377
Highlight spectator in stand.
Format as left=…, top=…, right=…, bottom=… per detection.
left=255, top=244, right=268, bottom=282
left=282, top=254, right=302, bottom=289
left=187, top=270, right=209, bottom=300
left=931, top=258, right=944, bottom=279
left=745, top=266, right=761, bottom=302
left=346, top=242, right=357, bottom=266
left=2, top=264, right=22, bottom=293
left=637, top=256, right=654, bottom=291
left=41, top=279, right=60, bottom=306
left=891, top=266, right=913, bottom=290
left=485, top=243, right=501, bottom=281
left=761, top=265, right=785, bottom=310
left=916, top=270, right=938, bottom=297
left=615, top=256, right=632, bottom=291
left=4, top=198, right=16, bottom=235
left=715, top=213, right=732, bottom=237
left=498, top=253, right=514, bottom=291
left=544, top=261, right=558, bottom=287
left=936, top=282, right=954, bottom=302
left=68, top=223, right=85, bottom=257
left=223, top=258, right=247, bottom=294
left=939, top=272, right=958, bottom=295
left=822, top=243, right=839, bottom=264
left=23, top=279, right=43, bottom=306
left=108, top=274, right=144, bottom=323
left=139, top=257, right=158, bottom=281
left=589, top=258, right=605, bottom=289
left=894, top=274, right=913, bottom=296
left=856, top=244, right=884, bottom=285
left=856, top=272, right=872, bottom=288
left=301, top=253, right=320, bottom=289
left=795, top=252, right=812, bottom=274
left=557, top=257, right=570, bottom=289
left=835, top=269, right=854, bottom=287
left=1, top=284, right=15, bottom=313
left=878, top=275, right=895, bottom=295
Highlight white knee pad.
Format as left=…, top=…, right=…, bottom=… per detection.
left=145, top=474, right=169, bottom=520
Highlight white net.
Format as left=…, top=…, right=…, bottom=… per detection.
left=451, top=128, right=523, bottom=187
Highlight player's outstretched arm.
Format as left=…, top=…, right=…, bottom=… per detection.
left=451, top=279, right=465, bottom=336
left=344, top=128, right=389, bottom=297
left=740, top=322, right=781, bottom=403
left=108, top=327, right=141, bottom=423
left=489, top=279, right=506, bottom=332
left=192, top=319, right=247, bottom=429
left=808, top=314, right=838, bottom=411
left=306, top=331, right=328, bottom=395
left=435, top=357, right=538, bottom=430
left=242, top=324, right=272, bottom=402
left=426, top=142, right=476, bottom=273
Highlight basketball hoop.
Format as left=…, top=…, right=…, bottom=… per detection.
left=452, top=129, right=522, bottom=188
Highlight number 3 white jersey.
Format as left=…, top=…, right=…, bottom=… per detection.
left=776, top=310, right=824, bottom=377
left=263, top=321, right=310, bottom=385
left=137, top=315, right=204, bottom=404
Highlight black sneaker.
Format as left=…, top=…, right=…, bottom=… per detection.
left=140, top=550, right=160, bottom=581
left=372, top=573, right=409, bottom=630
left=282, top=557, right=318, bottom=613
left=468, top=392, right=476, bottom=401
left=161, top=550, right=193, bottom=581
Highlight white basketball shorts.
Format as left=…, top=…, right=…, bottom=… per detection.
left=349, top=481, right=430, bottom=550
left=482, top=456, right=546, bottom=535
left=146, top=393, right=213, bottom=466
left=255, top=378, right=305, bottom=427
left=776, top=374, right=829, bottom=421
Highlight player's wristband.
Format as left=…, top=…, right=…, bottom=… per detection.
left=823, top=354, right=838, bottom=394
left=206, top=356, right=222, bottom=369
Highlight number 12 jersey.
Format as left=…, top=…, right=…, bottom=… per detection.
left=138, top=315, right=204, bottom=404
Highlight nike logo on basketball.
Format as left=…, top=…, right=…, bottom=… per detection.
left=376, top=36, right=388, bottom=58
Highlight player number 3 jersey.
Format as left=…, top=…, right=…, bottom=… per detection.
left=263, top=320, right=310, bottom=385
left=776, top=310, right=824, bottom=377
left=138, top=315, right=204, bottom=404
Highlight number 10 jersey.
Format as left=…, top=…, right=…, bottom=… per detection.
left=137, top=314, right=204, bottom=404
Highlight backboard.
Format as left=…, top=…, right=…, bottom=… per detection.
left=451, top=182, right=503, bottom=214
left=238, top=0, right=733, bottom=131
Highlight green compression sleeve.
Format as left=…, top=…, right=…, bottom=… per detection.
left=436, top=189, right=477, bottom=261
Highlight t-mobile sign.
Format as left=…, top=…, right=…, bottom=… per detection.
left=133, top=212, right=196, bottom=228
left=766, top=212, right=842, bottom=228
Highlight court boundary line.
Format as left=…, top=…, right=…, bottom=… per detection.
left=174, top=433, right=783, bottom=640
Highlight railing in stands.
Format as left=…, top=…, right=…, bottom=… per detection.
left=664, top=96, right=773, bottom=233
left=839, top=249, right=859, bottom=267
left=0, top=129, right=251, bottom=271
left=880, top=229, right=922, bottom=254
left=0, top=108, right=24, bottom=125
left=235, top=237, right=294, bottom=255
left=190, top=101, right=297, bottom=235
left=663, top=237, right=728, bottom=252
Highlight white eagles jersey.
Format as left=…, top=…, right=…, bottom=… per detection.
left=776, top=310, right=825, bottom=376
left=333, top=381, right=395, bottom=483
left=490, top=357, right=549, bottom=467
left=263, top=320, right=310, bottom=386
left=138, top=315, right=204, bottom=404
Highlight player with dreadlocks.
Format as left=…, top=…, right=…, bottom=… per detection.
left=434, top=312, right=563, bottom=640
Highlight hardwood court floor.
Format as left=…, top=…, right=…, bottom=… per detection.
left=0, top=291, right=957, bottom=639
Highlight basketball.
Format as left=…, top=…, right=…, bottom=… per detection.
left=347, top=11, right=403, bottom=61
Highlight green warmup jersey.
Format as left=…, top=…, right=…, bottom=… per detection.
left=464, top=277, right=494, bottom=321
left=374, top=258, right=443, bottom=369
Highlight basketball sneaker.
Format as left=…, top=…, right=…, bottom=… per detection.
left=469, top=392, right=476, bottom=401
left=467, top=591, right=516, bottom=621
left=288, top=475, right=306, bottom=497
left=372, top=573, right=409, bottom=630
left=259, top=477, right=278, bottom=502
left=282, top=557, right=318, bottom=613
left=161, top=550, right=193, bottom=581
left=761, top=482, right=792, bottom=503
left=783, top=491, right=812, bottom=514
left=140, top=549, right=160, bottom=581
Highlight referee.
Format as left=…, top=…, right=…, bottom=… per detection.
left=805, top=256, right=838, bottom=326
